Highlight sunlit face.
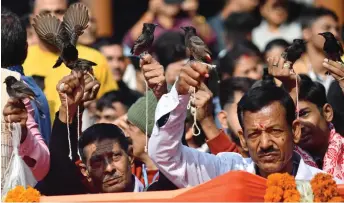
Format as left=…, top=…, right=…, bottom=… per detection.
left=33, top=0, right=67, bottom=20
left=261, top=0, right=288, bottom=26
left=158, top=2, right=180, bottom=17
left=304, top=16, right=340, bottom=50
left=240, top=102, right=294, bottom=175
left=100, top=45, right=126, bottom=82
left=83, top=139, right=132, bottom=193
left=96, top=102, right=128, bottom=124
left=297, top=101, right=330, bottom=155
left=233, top=55, right=262, bottom=80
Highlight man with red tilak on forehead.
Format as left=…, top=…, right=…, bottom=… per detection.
left=148, top=62, right=342, bottom=188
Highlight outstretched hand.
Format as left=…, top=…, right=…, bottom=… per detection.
left=57, top=71, right=85, bottom=123
left=323, top=58, right=344, bottom=93
left=176, top=61, right=209, bottom=95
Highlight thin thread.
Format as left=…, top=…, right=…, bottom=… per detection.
left=77, top=105, right=81, bottom=158
left=65, top=93, right=72, bottom=160
left=187, top=87, right=201, bottom=136
left=144, top=80, right=148, bottom=153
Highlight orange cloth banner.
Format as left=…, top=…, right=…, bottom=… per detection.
left=41, top=171, right=344, bottom=202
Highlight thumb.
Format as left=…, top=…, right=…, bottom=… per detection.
left=140, top=54, right=154, bottom=67
left=198, top=82, right=209, bottom=91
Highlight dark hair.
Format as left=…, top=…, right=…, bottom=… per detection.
left=1, top=7, right=28, bottom=68
left=219, top=42, right=261, bottom=76
left=94, top=37, right=122, bottom=50
left=300, top=7, right=338, bottom=30
left=96, top=90, right=136, bottom=112
left=264, top=38, right=290, bottom=55
left=238, top=83, right=296, bottom=130
left=224, top=12, right=260, bottom=41
left=299, top=74, right=327, bottom=109
left=219, top=77, right=256, bottom=109
left=79, top=123, right=129, bottom=162
left=153, top=31, right=186, bottom=68
left=29, top=0, right=71, bottom=13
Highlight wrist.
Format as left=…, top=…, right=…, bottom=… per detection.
left=59, top=106, right=77, bottom=123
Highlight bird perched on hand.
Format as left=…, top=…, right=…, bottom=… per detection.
left=181, top=26, right=212, bottom=64
left=32, top=3, right=97, bottom=73
left=281, top=39, right=307, bottom=69
left=4, top=76, right=45, bottom=118
left=131, top=23, right=158, bottom=58
left=319, top=32, right=344, bottom=64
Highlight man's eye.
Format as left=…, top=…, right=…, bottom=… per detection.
left=299, top=111, right=309, bottom=118
left=112, top=153, right=121, bottom=161
left=248, top=132, right=259, bottom=139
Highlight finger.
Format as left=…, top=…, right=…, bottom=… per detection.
left=142, top=64, right=163, bottom=73
left=323, top=61, right=344, bottom=77
left=148, top=76, right=165, bottom=86
left=183, top=66, right=201, bottom=81
left=327, top=59, right=344, bottom=68
left=4, top=114, right=22, bottom=123
left=190, top=62, right=208, bottom=77
left=144, top=69, right=164, bottom=80
left=140, top=54, right=154, bottom=66
left=278, top=57, right=286, bottom=68
left=180, top=71, right=199, bottom=87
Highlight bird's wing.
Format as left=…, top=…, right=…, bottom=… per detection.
left=12, top=81, right=36, bottom=98
left=131, top=34, right=146, bottom=54
left=32, top=14, right=64, bottom=50
left=190, top=36, right=211, bottom=55
left=63, top=3, right=89, bottom=46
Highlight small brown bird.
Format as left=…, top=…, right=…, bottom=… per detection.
left=319, top=32, right=344, bottom=64
left=4, top=76, right=45, bottom=117
left=32, top=3, right=97, bottom=72
left=131, top=23, right=158, bottom=58
left=181, top=26, right=212, bottom=63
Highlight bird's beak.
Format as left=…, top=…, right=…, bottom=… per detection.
left=154, top=24, right=159, bottom=27
left=180, top=27, right=186, bottom=31
left=318, top=33, right=324, bottom=36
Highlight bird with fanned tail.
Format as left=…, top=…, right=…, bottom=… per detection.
left=32, top=3, right=97, bottom=73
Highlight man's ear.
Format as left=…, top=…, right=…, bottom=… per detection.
left=238, top=129, right=249, bottom=152
left=217, top=110, right=229, bottom=129
left=79, top=162, right=92, bottom=183
left=322, top=103, right=333, bottom=123
left=292, top=119, right=302, bottom=144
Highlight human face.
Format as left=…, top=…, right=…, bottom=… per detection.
left=233, top=55, right=262, bottom=80
left=304, top=16, right=340, bottom=50
left=238, top=102, right=298, bottom=177
left=261, top=0, right=288, bottom=27
left=297, top=101, right=331, bottom=155
left=33, top=0, right=67, bottom=21
left=83, top=139, right=132, bottom=193
left=126, top=121, right=146, bottom=159
left=100, top=45, right=126, bottom=82
left=96, top=102, right=128, bottom=124
left=158, top=2, right=180, bottom=17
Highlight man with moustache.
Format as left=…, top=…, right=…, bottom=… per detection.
left=148, top=62, right=342, bottom=188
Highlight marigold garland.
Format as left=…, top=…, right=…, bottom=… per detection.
left=265, top=172, right=343, bottom=202
left=310, top=173, right=343, bottom=202
left=4, top=185, right=40, bottom=202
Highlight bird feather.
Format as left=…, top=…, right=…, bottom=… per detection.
left=63, top=3, right=89, bottom=46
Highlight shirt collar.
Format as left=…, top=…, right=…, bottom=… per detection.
left=6, top=65, right=25, bottom=76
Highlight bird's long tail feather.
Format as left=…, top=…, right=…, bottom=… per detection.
left=31, top=98, right=46, bottom=118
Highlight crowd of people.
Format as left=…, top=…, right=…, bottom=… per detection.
left=1, top=0, right=344, bottom=198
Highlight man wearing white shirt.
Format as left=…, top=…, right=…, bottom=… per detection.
left=148, top=62, right=342, bottom=188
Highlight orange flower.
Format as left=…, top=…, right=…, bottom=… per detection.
left=283, top=189, right=301, bottom=202
left=4, top=185, right=40, bottom=202
left=264, top=186, right=283, bottom=202
left=311, top=173, right=342, bottom=202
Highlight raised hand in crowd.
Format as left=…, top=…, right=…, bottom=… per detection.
left=140, top=54, right=167, bottom=99
left=323, top=59, right=344, bottom=93
left=82, top=71, right=100, bottom=104
left=113, top=114, right=129, bottom=134
left=3, top=98, right=28, bottom=143
left=176, top=62, right=209, bottom=95
left=57, top=71, right=85, bottom=123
